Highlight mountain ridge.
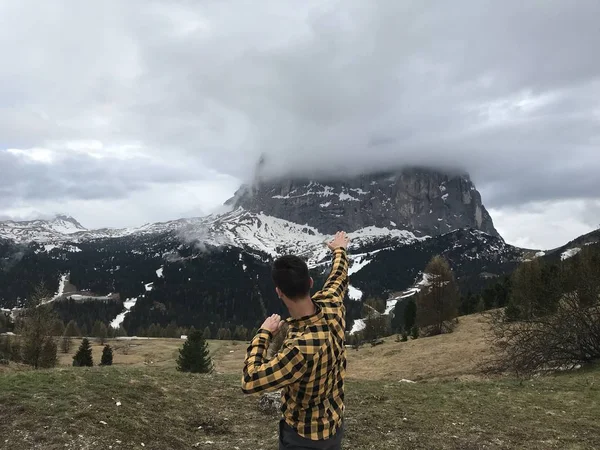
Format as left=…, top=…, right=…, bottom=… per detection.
left=227, top=168, right=499, bottom=237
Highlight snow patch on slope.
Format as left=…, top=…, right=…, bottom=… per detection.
left=110, top=298, right=138, bottom=329
left=561, top=248, right=581, bottom=261
left=350, top=319, right=366, bottom=335
left=348, top=285, right=363, bottom=301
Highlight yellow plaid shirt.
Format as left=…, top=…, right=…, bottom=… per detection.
left=242, top=248, right=349, bottom=440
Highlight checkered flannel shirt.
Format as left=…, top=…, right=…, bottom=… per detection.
left=242, top=247, right=349, bottom=441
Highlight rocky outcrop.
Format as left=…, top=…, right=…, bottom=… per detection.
left=227, top=168, right=498, bottom=237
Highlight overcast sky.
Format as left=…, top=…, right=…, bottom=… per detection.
left=1, top=0, right=599, bottom=249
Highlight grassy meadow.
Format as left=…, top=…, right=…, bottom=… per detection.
left=1, top=314, right=599, bottom=449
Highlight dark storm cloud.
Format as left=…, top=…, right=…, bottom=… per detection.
left=0, top=0, right=599, bottom=215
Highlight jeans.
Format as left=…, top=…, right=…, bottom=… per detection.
left=279, top=420, right=344, bottom=450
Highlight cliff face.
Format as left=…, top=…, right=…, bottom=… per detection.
left=227, top=168, right=499, bottom=238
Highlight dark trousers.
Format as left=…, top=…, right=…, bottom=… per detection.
left=279, top=420, right=344, bottom=450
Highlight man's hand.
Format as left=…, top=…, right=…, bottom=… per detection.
left=327, top=231, right=350, bottom=251
left=260, top=314, right=285, bottom=335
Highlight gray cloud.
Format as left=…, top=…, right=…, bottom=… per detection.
left=0, top=0, right=599, bottom=244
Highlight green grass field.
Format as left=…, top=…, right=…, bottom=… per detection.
left=1, top=364, right=599, bottom=450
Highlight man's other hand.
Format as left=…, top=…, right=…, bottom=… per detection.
left=261, top=314, right=285, bottom=335
left=327, top=231, right=350, bottom=251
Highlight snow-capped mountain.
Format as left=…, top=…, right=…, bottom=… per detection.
left=0, top=167, right=531, bottom=334
left=0, top=215, right=86, bottom=242
left=228, top=167, right=498, bottom=237
left=0, top=208, right=425, bottom=268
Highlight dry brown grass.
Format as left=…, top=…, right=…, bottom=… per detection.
left=347, top=313, right=491, bottom=381
left=54, top=312, right=491, bottom=381
left=56, top=338, right=231, bottom=369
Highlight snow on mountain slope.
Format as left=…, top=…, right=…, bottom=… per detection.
left=0, top=215, right=86, bottom=242
left=110, top=297, right=138, bottom=329
left=2, top=208, right=425, bottom=268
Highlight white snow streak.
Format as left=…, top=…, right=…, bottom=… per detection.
left=561, top=247, right=581, bottom=261
left=349, top=319, right=366, bottom=335
left=156, top=267, right=164, bottom=278
left=110, top=297, right=138, bottom=329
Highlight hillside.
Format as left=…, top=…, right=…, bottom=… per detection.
left=2, top=320, right=599, bottom=450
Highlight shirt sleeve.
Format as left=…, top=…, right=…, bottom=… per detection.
left=241, top=329, right=307, bottom=394
left=313, top=248, right=349, bottom=307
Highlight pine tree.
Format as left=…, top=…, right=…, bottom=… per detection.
left=401, top=330, right=409, bottom=342
left=65, top=320, right=80, bottom=337
left=73, top=338, right=94, bottom=367
left=100, top=345, right=113, bottom=366
left=223, top=329, right=232, bottom=340
left=176, top=330, right=213, bottom=373
left=416, top=256, right=460, bottom=336
left=39, top=338, right=58, bottom=368
left=203, top=326, right=212, bottom=340
left=80, top=324, right=89, bottom=337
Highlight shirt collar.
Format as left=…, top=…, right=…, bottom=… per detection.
left=286, top=301, right=324, bottom=328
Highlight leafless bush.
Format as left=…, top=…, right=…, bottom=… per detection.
left=485, top=294, right=600, bottom=376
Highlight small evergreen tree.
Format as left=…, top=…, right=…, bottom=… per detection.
left=410, top=326, right=419, bottom=340
left=401, top=330, right=409, bottom=342
left=203, top=326, right=212, bottom=340
left=73, top=338, right=94, bottom=367
left=100, top=345, right=113, bottom=366
left=176, top=330, right=213, bottom=373
left=80, top=324, right=89, bottom=337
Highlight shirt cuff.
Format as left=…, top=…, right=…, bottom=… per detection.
left=256, top=328, right=273, bottom=340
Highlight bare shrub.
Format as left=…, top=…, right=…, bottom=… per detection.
left=485, top=294, right=600, bottom=376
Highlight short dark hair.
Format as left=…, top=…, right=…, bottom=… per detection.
left=272, top=255, right=311, bottom=300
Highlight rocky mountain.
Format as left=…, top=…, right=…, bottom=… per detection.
left=0, top=167, right=530, bottom=334
left=0, top=215, right=86, bottom=242
left=227, top=168, right=498, bottom=237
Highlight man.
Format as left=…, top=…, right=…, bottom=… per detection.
left=242, top=231, right=350, bottom=449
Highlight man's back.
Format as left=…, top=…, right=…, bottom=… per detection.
left=242, top=244, right=349, bottom=444
left=280, top=248, right=348, bottom=439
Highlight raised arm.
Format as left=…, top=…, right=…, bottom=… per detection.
left=242, top=328, right=307, bottom=394
left=313, top=232, right=350, bottom=306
